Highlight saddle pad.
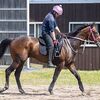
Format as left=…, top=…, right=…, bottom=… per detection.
left=38, top=36, right=63, bottom=56
left=39, top=44, right=47, bottom=55
left=38, top=37, right=46, bottom=46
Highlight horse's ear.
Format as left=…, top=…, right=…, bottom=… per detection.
left=92, top=22, right=96, bottom=26
left=90, top=22, right=95, bottom=28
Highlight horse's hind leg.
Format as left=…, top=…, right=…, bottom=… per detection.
left=48, top=63, right=63, bottom=95
left=0, top=64, right=15, bottom=93
left=68, top=63, right=84, bottom=93
left=14, top=62, right=25, bottom=94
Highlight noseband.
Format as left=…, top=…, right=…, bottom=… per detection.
left=88, top=26, right=97, bottom=42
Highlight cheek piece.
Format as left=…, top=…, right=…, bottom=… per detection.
left=89, top=27, right=96, bottom=41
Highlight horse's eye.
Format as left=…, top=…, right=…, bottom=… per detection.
left=94, top=31, right=99, bottom=35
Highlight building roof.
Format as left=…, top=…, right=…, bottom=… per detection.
left=30, top=0, right=100, bottom=4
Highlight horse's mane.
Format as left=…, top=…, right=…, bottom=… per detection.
left=67, top=24, right=91, bottom=37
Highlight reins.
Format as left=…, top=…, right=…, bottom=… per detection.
left=63, top=24, right=100, bottom=55
left=67, top=36, right=95, bottom=43
left=64, top=38, right=78, bottom=54
left=66, top=36, right=95, bottom=54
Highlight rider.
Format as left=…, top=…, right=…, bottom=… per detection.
left=41, top=5, right=64, bottom=67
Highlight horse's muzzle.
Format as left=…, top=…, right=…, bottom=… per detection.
left=96, top=41, right=100, bottom=47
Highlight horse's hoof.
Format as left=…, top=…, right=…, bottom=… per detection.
left=50, top=91, right=54, bottom=95
left=48, top=89, right=54, bottom=95
left=19, top=89, right=25, bottom=94
left=0, top=87, right=8, bottom=93
left=82, top=92, right=86, bottom=96
left=0, top=89, right=4, bottom=93
left=79, top=85, right=84, bottom=93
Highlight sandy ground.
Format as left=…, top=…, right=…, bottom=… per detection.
left=0, top=85, right=100, bottom=100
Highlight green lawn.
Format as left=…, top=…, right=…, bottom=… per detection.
left=0, top=65, right=100, bottom=86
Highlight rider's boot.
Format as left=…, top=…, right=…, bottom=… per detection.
left=48, top=48, right=56, bottom=68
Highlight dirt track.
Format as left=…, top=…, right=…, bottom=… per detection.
left=0, top=85, right=100, bottom=100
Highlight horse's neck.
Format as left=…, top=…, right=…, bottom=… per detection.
left=69, top=35, right=84, bottom=51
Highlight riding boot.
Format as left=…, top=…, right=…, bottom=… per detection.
left=48, top=48, right=56, bottom=68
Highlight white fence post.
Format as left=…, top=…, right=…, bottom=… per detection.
left=27, top=0, right=30, bottom=69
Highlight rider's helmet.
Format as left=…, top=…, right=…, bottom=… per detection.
left=53, top=5, right=63, bottom=15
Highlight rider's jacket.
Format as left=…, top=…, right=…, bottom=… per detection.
left=41, top=12, right=57, bottom=36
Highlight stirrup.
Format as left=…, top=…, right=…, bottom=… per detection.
left=47, top=61, right=56, bottom=68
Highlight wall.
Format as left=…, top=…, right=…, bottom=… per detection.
left=0, top=0, right=27, bottom=65
left=30, top=3, right=100, bottom=33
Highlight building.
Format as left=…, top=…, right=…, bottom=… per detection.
left=0, top=0, right=100, bottom=70
left=0, top=0, right=27, bottom=65
left=29, top=0, right=100, bottom=70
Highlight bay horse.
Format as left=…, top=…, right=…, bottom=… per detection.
left=0, top=24, right=99, bottom=95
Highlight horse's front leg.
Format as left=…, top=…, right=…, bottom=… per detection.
left=68, top=63, right=84, bottom=93
left=48, top=63, right=63, bottom=95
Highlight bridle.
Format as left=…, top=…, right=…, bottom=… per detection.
left=88, top=26, right=98, bottom=42
left=66, top=25, right=100, bottom=54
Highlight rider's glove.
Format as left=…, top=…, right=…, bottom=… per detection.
left=53, top=40, right=59, bottom=45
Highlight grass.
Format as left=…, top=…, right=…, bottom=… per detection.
left=0, top=64, right=100, bottom=86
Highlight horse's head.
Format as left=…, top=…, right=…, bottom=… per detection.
left=79, top=24, right=100, bottom=46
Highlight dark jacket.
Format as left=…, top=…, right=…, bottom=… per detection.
left=41, top=12, right=57, bottom=36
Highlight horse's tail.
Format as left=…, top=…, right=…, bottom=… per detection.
left=0, top=38, right=13, bottom=58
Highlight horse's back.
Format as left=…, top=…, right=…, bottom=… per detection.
left=10, top=36, right=39, bottom=60
left=10, top=36, right=37, bottom=49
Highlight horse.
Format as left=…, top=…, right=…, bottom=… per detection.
left=0, top=24, right=99, bottom=95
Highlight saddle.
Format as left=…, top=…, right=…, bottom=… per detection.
left=38, top=35, right=63, bottom=57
